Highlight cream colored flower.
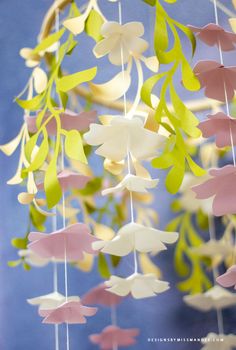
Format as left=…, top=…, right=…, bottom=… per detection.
left=201, top=333, right=236, bottom=350
left=18, top=249, right=50, bottom=267
left=191, top=239, right=233, bottom=259
left=27, top=292, right=80, bottom=310
left=93, top=21, right=148, bottom=65
left=105, top=273, right=169, bottom=299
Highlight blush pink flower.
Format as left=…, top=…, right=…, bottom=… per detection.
left=192, top=165, right=236, bottom=216
left=82, top=283, right=123, bottom=307
left=25, top=109, right=97, bottom=135
left=193, top=60, right=236, bottom=102
left=189, top=23, right=236, bottom=51
left=37, top=169, right=90, bottom=192
left=89, top=325, right=139, bottom=350
left=217, top=265, right=236, bottom=289
left=28, top=223, right=98, bottom=261
left=39, top=300, right=97, bottom=324
left=199, top=112, right=236, bottom=148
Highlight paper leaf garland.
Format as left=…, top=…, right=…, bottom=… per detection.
left=105, top=273, right=169, bottom=299
left=89, top=326, right=140, bottom=350
left=192, top=165, right=236, bottom=216
left=199, top=112, right=236, bottom=148
left=193, top=60, right=236, bottom=102
left=82, top=283, right=123, bottom=307
left=217, top=265, right=236, bottom=289
left=84, top=116, right=165, bottom=162
left=93, top=222, right=178, bottom=256
left=39, top=300, right=97, bottom=324
left=28, top=223, right=98, bottom=261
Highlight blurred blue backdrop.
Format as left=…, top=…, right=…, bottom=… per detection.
left=0, top=1, right=236, bottom=349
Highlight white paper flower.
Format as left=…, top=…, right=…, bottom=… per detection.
left=183, top=286, right=236, bottom=311
left=191, top=240, right=233, bottom=259
left=27, top=292, right=80, bottom=311
left=201, top=333, right=236, bottom=350
left=84, top=116, right=165, bottom=162
left=105, top=273, right=169, bottom=299
left=93, top=222, right=179, bottom=256
left=18, top=249, right=50, bottom=267
left=93, top=21, right=148, bottom=65
left=179, top=173, right=213, bottom=215
left=102, top=174, right=159, bottom=196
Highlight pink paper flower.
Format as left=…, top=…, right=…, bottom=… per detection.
left=192, top=165, right=236, bottom=216
left=193, top=60, right=236, bottom=102
left=39, top=300, right=97, bottom=324
left=82, top=283, right=123, bottom=307
left=217, top=265, right=236, bottom=289
left=89, top=325, right=139, bottom=350
left=189, top=23, right=236, bottom=51
left=37, top=169, right=90, bottom=192
left=28, top=223, right=98, bottom=261
left=199, top=112, right=236, bottom=148
left=25, top=109, right=97, bottom=135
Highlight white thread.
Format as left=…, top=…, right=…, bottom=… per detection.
left=210, top=0, right=235, bottom=19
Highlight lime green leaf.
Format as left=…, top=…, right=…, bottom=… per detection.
left=44, top=158, right=62, bottom=209
left=64, top=130, right=87, bottom=164
left=32, top=28, right=65, bottom=54
left=11, top=237, right=27, bottom=249
left=152, top=153, right=174, bottom=169
left=16, top=94, right=44, bottom=111
left=141, top=72, right=166, bottom=107
left=79, top=177, right=102, bottom=196
left=98, top=253, right=111, bottom=279
left=110, top=255, right=121, bottom=268
left=8, top=260, right=22, bottom=267
left=26, top=129, right=49, bottom=172
left=174, top=20, right=196, bottom=56
left=30, top=204, right=46, bottom=231
left=181, top=57, right=200, bottom=91
left=25, top=133, right=39, bottom=163
left=143, top=0, right=155, bottom=5
left=23, top=262, right=31, bottom=271
left=186, top=155, right=206, bottom=177
left=155, top=3, right=169, bottom=55
left=85, top=9, right=104, bottom=42
left=57, top=67, right=97, bottom=92
left=166, top=161, right=185, bottom=194
left=196, top=209, right=209, bottom=230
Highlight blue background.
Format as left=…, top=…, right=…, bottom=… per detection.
left=0, top=1, right=236, bottom=349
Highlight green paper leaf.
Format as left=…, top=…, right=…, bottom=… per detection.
left=85, top=9, right=104, bottom=42
left=8, top=260, right=22, bottom=268
left=32, top=28, right=65, bottom=54
left=141, top=72, right=166, bottom=107
left=181, top=57, right=200, bottom=91
left=26, top=129, right=49, bottom=172
left=64, top=130, right=87, bottom=164
left=57, top=67, right=97, bottom=92
left=44, top=157, right=62, bottom=209
left=166, top=161, right=185, bottom=194
left=11, top=237, right=27, bottom=249
left=16, top=94, right=44, bottom=111
left=98, top=253, right=111, bottom=279
left=143, top=0, right=155, bottom=5
left=30, top=204, right=46, bottom=231
left=79, top=177, right=102, bottom=196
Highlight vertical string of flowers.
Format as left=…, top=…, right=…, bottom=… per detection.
left=186, top=0, right=236, bottom=346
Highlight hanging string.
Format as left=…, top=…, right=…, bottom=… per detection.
left=213, top=0, right=236, bottom=166
left=118, top=1, right=138, bottom=274
left=210, top=0, right=236, bottom=19
left=111, top=304, right=118, bottom=350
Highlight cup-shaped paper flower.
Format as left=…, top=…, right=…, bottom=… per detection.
left=93, top=222, right=178, bottom=256
left=25, top=110, right=97, bottom=135
left=201, top=333, right=236, bottom=350
left=18, top=249, right=50, bottom=267
left=27, top=292, right=80, bottom=311
left=189, top=23, right=236, bottom=51
left=199, top=112, right=236, bottom=148
left=39, top=300, right=97, bottom=324
left=217, top=265, right=236, bottom=289
left=93, top=21, right=148, bottom=65
left=90, top=325, right=140, bottom=350
left=192, top=165, right=236, bottom=216
left=84, top=116, right=165, bottom=162
left=82, top=283, right=123, bottom=307
left=28, top=223, right=98, bottom=261
left=193, top=60, right=236, bottom=102
left=183, top=286, right=236, bottom=311
left=105, top=273, right=169, bottom=299
left=102, top=174, right=159, bottom=196
left=37, top=170, right=90, bottom=192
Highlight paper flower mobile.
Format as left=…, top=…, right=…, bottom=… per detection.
left=189, top=24, right=236, bottom=51
left=82, top=283, right=123, bottom=307
left=102, top=174, right=159, bottom=196
left=193, top=60, right=236, bottom=102
left=201, top=333, right=236, bottom=350
left=39, top=300, right=97, bottom=324
left=90, top=325, right=140, bottom=350
left=28, top=223, right=98, bottom=261
left=84, top=116, right=165, bottom=162
left=18, top=249, right=50, bottom=267
left=27, top=292, right=79, bottom=310
left=93, top=21, right=148, bottom=65
left=179, top=173, right=213, bottom=215
left=25, top=110, right=97, bottom=135
left=37, top=170, right=90, bottom=192
left=192, top=165, right=236, bottom=216
left=93, top=222, right=178, bottom=256
left=217, top=265, right=236, bottom=289
left=183, top=285, right=236, bottom=311
left=199, top=112, right=236, bottom=148
left=105, top=273, right=169, bottom=299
